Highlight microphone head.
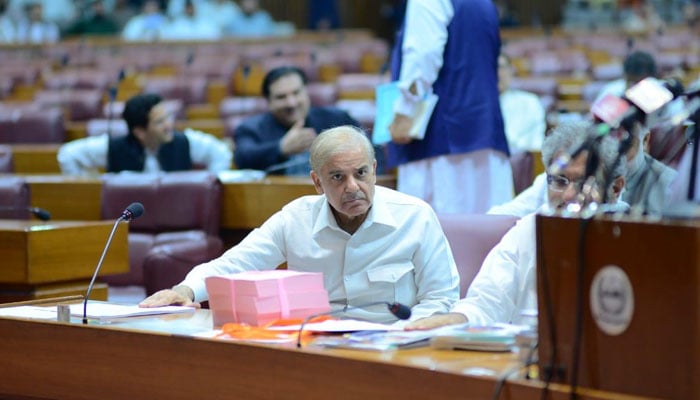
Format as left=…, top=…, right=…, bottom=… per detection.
left=386, top=302, right=411, bottom=320
left=121, top=202, right=144, bottom=221
left=30, top=207, right=51, bottom=221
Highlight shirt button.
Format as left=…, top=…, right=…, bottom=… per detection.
left=344, top=276, right=349, bottom=282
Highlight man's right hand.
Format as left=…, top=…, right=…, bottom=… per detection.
left=404, top=312, right=467, bottom=330
left=279, top=119, right=317, bottom=156
left=139, top=286, right=201, bottom=309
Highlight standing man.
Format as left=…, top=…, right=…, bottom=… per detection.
left=387, top=0, right=512, bottom=214
left=233, top=66, right=359, bottom=175
left=57, top=93, right=232, bottom=175
left=142, top=126, right=460, bottom=324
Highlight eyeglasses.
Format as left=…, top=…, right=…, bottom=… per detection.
left=546, top=174, right=585, bottom=192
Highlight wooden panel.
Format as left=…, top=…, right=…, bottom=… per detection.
left=10, top=144, right=62, bottom=174
left=24, top=175, right=103, bottom=220
left=0, top=281, right=107, bottom=303
left=537, top=216, right=700, bottom=399
left=221, top=176, right=316, bottom=229
left=0, top=220, right=129, bottom=284
left=220, top=175, right=397, bottom=229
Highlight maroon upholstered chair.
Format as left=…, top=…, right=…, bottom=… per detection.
left=307, top=82, right=338, bottom=106
left=510, top=151, right=535, bottom=195
left=100, top=171, right=224, bottom=294
left=218, top=96, right=267, bottom=119
left=34, top=89, right=103, bottom=121
left=0, top=107, right=65, bottom=143
left=437, top=214, right=518, bottom=297
left=0, top=176, right=31, bottom=220
left=335, top=99, right=376, bottom=132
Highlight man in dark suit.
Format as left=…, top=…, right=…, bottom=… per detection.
left=233, top=66, right=360, bottom=175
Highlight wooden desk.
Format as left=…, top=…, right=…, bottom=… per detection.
left=15, top=174, right=396, bottom=230
left=220, top=175, right=396, bottom=229
left=0, top=310, right=650, bottom=400
left=0, top=220, right=129, bottom=303
left=10, top=144, right=62, bottom=174
left=21, top=174, right=103, bottom=220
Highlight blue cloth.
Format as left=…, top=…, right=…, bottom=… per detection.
left=386, top=0, right=509, bottom=168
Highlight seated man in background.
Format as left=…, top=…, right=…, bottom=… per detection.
left=498, top=53, right=546, bottom=154
left=488, top=121, right=676, bottom=216
left=57, top=93, right=232, bottom=175
left=141, top=126, right=460, bottom=324
left=406, top=121, right=628, bottom=329
left=233, top=66, right=359, bottom=175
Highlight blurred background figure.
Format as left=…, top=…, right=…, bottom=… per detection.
left=0, top=0, right=18, bottom=43
left=8, top=0, right=75, bottom=30
left=498, top=53, right=546, bottom=153
left=15, top=1, right=59, bottom=43
left=308, top=0, right=340, bottom=30
left=64, top=0, right=119, bottom=37
left=225, top=0, right=279, bottom=38
left=160, top=0, right=221, bottom=40
left=197, top=0, right=242, bottom=32
left=121, top=0, right=167, bottom=41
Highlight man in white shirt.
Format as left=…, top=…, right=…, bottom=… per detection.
left=140, top=126, right=460, bottom=324
left=57, top=93, right=232, bottom=176
left=498, top=53, right=546, bottom=153
left=405, top=121, right=628, bottom=329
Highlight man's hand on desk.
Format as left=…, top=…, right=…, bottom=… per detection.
left=139, top=285, right=201, bottom=309
left=404, top=313, right=467, bottom=331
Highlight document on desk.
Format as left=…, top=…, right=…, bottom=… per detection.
left=0, top=305, right=58, bottom=320
left=70, top=301, right=196, bottom=321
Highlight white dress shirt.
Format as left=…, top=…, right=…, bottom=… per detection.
left=393, top=0, right=453, bottom=116
left=57, top=129, right=232, bottom=176
left=182, top=186, right=460, bottom=324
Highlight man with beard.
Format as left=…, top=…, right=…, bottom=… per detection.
left=141, top=126, right=460, bottom=325
left=405, top=121, right=628, bottom=329
left=233, top=66, right=359, bottom=175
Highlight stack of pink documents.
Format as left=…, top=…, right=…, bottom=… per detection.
left=205, top=270, right=331, bottom=326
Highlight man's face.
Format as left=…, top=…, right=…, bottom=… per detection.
left=497, top=54, right=513, bottom=93
left=310, top=147, right=376, bottom=223
left=134, top=102, right=174, bottom=149
left=267, top=73, right=311, bottom=128
left=547, top=150, right=589, bottom=210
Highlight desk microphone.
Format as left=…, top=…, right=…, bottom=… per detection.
left=0, top=206, right=51, bottom=221
left=82, top=202, right=144, bottom=324
left=296, top=301, right=411, bottom=348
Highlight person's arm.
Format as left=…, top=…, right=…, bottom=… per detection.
left=56, top=134, right=109, bottom=176
left=390, top=0, right=452, bottom=144
left=405, top=209, right=461, bottom=321
left=141, top=210, right=289, bottom=307
left=183, top=128, right=232, bottom=172
left=406, top=214, right=537, bottom=330
left=233, top=119, right=287, bottom=170
left=487, top=172, right=548, bottom=217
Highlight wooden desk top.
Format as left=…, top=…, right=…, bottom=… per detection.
left=0, top=310, right=650, bottom=400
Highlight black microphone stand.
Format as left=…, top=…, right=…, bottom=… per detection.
left=82, top=203, right=144, bottom=324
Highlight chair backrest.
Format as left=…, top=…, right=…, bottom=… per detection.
left=100, top=171, right=222, bottom=235
left=0, top=144, right=14, bottom=172
left=0, top=176, right=30, bottom=219
left=510, top=151, right=535, bottom=195
left=438, top=214, right=518, bottom=297
left=0, top=107, right=65, bottom=143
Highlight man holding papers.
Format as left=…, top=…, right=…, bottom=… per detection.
left=141, top=126, right=460, bottom=324
left=385, top=0, right=512, bottom=214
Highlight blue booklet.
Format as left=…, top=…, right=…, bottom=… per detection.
left=372, top=82, right=438, bottom=145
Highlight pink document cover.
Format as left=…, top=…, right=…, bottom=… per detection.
left=205, top=270, right=331, bottom=326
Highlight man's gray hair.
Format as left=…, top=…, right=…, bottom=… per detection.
left=309, top=125, right=375, bottom=173
left=541, top=120, right=627, bottom=183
